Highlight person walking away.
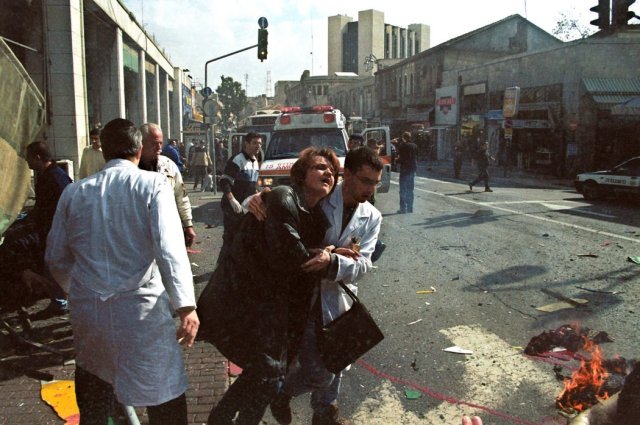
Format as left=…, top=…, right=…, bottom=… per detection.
left=453, top=141, right=464, bottom=179
left=469, top=142, right=495, bottom=192
left=397, top=131, right=417, bottom=213
left=139, top=123, right=196, bottom=247
left=78, top=128, right=106, bottom=179
left=199, top=147, right=340, bottom=425
left=45, top=118, right=199, bottom=425
left=191, top=140, right=211, bottom=189
left=217, top=132, right=262, bottom=264
left=264, top=147, right=383, bottom=425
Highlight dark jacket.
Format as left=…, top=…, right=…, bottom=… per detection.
left=398, top=141, right=418, bottom=174
left=198, top=184, right=329, bottom=378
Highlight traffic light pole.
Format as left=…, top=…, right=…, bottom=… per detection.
left=202, top=44, right=257, bottom=194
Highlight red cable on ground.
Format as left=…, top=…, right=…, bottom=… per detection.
left=355, top=359, right=564, bottom=425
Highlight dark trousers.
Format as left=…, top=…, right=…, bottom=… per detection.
left=217, top=207, right=244, bottom=265
left=470, top=167, right=490, bottom=189
left=454, top=158, right=462, bottom=178
left=74, top=366, right=187, bottom=425
left=207, top=366, right=281, bottom=425
left=399, top=172, right=415, bottom=212
left=193, top=165, right=207, bottom=189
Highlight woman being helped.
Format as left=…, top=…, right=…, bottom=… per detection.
left=200, top=147, right=340, bottom=425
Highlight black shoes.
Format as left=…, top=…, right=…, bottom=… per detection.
left=484, top=188, right=493, bottom=192
left=270, top=393, right=292, bottom=425
left=468, top=183, right=473, bottom=191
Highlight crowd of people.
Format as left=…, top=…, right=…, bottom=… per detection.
left=3, top=120, right=577, bottom=425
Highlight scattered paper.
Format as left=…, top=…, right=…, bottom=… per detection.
left=552, top=347, right=567, bottom=352
left=627, top=256, right=640, bottom=265
left=407, top=319, right=423, bottom=325
left=404, top=389, right=422, bottom=400
left=190, top=262, right=199, bottom=268
left=443, top=346, right=473, bottom=355
left=41, top=380, right=79, bottom=425
left=577, top=253, right=598, bottom=258
left=536, top=299, right=589, bottom=313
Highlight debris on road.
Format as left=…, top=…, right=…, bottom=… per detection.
left=524, top=324, right=613, bottom=356
left=576, top=286, right=622, bottom=295
left=627, top=256, right=640, bottom=265
left=443, top=346, right=473, bottom=355
left=404, top=389, right=422, bottom=399
left=576, top=253, right=598, bottom=258
left=540, top=288, right=589, bottom=309
left=190, top=262, right=199, bottom=268
left=416, top=287, right=436, bottom=294
left=407, top=319, right=423, bottom=326
left=536, top=299, right=589, bottom=313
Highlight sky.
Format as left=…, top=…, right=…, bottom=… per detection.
left=119, top=0, right=629, bottom=97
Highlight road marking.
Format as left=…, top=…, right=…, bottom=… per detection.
left=390, top=179, right=640, bottom=244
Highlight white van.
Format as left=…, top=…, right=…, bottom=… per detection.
left=258, top=105, right=392, bottom=193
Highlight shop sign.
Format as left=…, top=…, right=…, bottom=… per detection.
left=503, top=86, right=520, bottom=118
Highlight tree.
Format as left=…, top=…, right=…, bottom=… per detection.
left=215, top=75, right=247, bottom=131
left=552, top=11, right=595, bottom=41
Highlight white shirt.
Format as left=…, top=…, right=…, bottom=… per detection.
left=46, top=158, right=194, bottom=309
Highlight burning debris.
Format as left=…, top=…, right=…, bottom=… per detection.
left=525, top=324, right=636, bottom=418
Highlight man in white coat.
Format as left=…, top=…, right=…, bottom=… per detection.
left=250, top=147, right=383, bottom=425
left=45, top=118, right=199, bottom=424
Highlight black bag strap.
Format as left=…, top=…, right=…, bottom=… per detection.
left=317, top=281, right=360, bottom=330
left=336, top=280, right=360, bottom=305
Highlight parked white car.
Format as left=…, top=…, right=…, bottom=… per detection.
left=575, top=157, right=640, bottom=200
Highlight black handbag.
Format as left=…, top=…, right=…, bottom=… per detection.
left=316, top=281, right=384, bottom=374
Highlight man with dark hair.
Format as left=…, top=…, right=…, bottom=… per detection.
left=0, top=141, right=71, bottom=315
left=140, top=123, right=196, bottom=247
left=79, top=128, right=106, bottom=179
left=347, top=133, right=364, bottom=151
left=46, top=118, right=199, bottom=425
left=396, top=131, right=417, bottom=213
left=249, top=147, right=384, bottom=425
left=217, top=132, right=262, bottom=263
left=469, top=142, right=494, bottom=192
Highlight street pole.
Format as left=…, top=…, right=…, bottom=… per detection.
left=202, top=44, right=258, bottom=194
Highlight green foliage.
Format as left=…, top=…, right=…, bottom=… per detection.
left=216, top=75, right=247, bottom=130
left=552, top=11, right=595, bottom=41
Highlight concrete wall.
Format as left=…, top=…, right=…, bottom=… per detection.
left=327, top=15, right=352, bottom=76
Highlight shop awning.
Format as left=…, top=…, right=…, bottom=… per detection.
left=583, top=78, right=640, bottom=110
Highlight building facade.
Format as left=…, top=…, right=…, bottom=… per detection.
left=1, top=0, right=188, bottom=178
left=328, top=9, right=430, bottom=77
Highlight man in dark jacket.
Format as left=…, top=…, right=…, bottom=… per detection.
left=0, top=141, right=71, bottom=315
left=397, top=131, right=417, bottom=213
left=469, top=142, right=495, bottom=192
left=217, top=133, right=262, bottom=263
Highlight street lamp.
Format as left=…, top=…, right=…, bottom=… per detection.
left=364, top=54, right=380, bottom=72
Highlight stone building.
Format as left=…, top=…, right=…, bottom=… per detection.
left=442, top=28, right=640, bottom=174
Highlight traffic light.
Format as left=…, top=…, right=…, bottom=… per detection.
left=590, top=0, right=610, bottom=29
left=257, top=28, right=268, bottom=61
left=612, top=0, right=636, bottom=26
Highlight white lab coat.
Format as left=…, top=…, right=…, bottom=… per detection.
left=319, top=182, right=382, bottom=325
left=46, top=159, right=195, bottom=406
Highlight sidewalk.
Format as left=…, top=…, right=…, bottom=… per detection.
left=418, top=159, right=574, bottom=190
left=0, top=186, right=229, bottom=425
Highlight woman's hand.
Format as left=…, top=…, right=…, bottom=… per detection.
left=301, top=245, right=335, bottom=272
left=176, top=309, right=199, bottom=348
left=247, top=189, right=269, bottom=221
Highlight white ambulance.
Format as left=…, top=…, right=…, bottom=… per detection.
left=258, top=105, right=392, bottom=192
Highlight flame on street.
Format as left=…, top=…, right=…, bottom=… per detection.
left=556, top=338, right=610, bottom=412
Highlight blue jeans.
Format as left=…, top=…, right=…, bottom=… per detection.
left=281, top=321, right=341, bottom=412
left=399, top=172, right=415, bottom=212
